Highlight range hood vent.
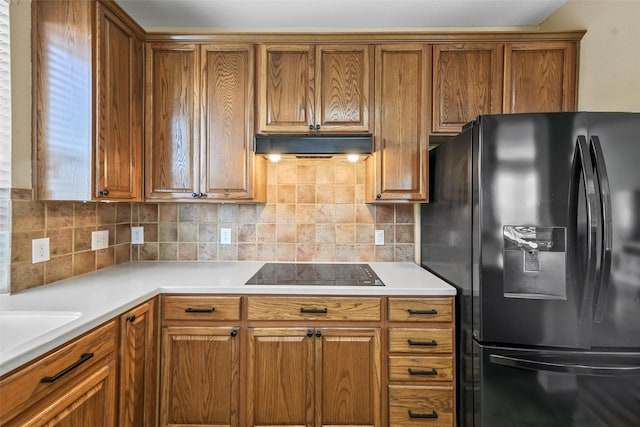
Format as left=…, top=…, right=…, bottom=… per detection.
left=254, top=134, right=373, bottom=156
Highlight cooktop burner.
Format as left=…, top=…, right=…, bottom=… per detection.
left=245, top=263, right=385, bottom=286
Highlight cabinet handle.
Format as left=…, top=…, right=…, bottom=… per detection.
left=185, top=307, right=215, bottom=313
left=192, top=192, right=198, bottom=198
left=315, top=124, right=320, bottom=130
left=41, top=353, right=94, bottom=383
left=316, top=330, right=322, bottom=337
left=408, top=339, right=438, bottom=347
left=300, top=307, right=328, bottom=314
left=199, top=192, right=205, bottom=198
left=407, top=309, right=438, bottom=315
left=99, top=190, right=109, bottom=197
left=126, top=315, right=136, bottom=323
left=408, top=410, right=438, bottom=419
left=376, top=193, right=382, bottom=199
left=309, top=124, right=314, bottom=130
left=307, top=329, right=313, bottom=337
left=231, top=328, right=238, bottom=337
left=408, top=368, right=438, bottom=376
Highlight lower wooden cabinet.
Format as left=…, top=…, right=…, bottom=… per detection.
left=0, top=321, right=118, bottom=427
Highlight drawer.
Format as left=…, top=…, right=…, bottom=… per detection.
left=389, top=328, right=453, bottom=354
left=389, top=385, right=454, bottom=427
left=388, top=297, right=453, bottom=322
left=162, top=295, right=241, bottom=321
left=389, top=356, right=454, bottom=382
left=0, top=320, right=117, bottom=425
left=247, top=296, right=381, bottom=321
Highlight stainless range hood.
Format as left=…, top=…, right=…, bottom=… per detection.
left=254, top=134, right=373, bottom=157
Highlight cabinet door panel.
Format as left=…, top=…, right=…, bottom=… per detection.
left=201, top=45, right=255, bottom=199
left=247, top=328, right=314, bottom=427
left=316, top=328, right=381, bottom=427
left=504, top=42, right=577, bottom=113
left=433, top=44, right=502, bottom=133
left=316, top=45, right=371, bottom=132
left=160, top=327, right=239, bottom=426
left=145, top=44, right=199, bottom=200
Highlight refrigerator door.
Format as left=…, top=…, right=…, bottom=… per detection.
left=588, top=113, right=640, bottom=349
left=477, top=343, right=640, bottom=427
left=477, top=113, right=595, bottom=348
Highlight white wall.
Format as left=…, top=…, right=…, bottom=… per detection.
left=541, top=0, right=640, bottom=112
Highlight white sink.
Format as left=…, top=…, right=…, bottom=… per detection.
left=0, top=311, right=82, bottom=355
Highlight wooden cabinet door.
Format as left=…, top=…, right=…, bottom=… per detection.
left=257, top=45, right=315, bottom=133
left=247, top=328, right=314, bottom=427
left=95, top=4, right=143, bottom=201
left=369, top=44, right=430, bottom=202
left=432, top=44, right=503, bottom=134
left=315, top=45, right=372, bottom=132
left=160, top=326, right=240, bottom=427
left=315, top=328, right=381, bottom=427
left=200, top=45, right=265, bottom=201
left=145, top=43, right=200, bottom=200
left=119, top=299, right=157, bottom=427
left=503, top=41, right=577, bottom=113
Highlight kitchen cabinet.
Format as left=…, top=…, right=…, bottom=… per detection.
left=387, top=297, right=455, bottom=427
left=145, top=43, right=265, bottom=201
left=119, top=298, right=158, bottom=427
left=367, top=44, right=430, bottom=202
left=0, top=321, right=118, bottom=426
left=432, top=44, right=503, bottom=134
left=159, top=296, right=241, bottom=427
left=257, top=44, right=372, bottom=133
left=32, top=0, right=143, bottom=201
left=246, top=296, right=382, bottom=427
left=503, top=41, right=577, bottom=113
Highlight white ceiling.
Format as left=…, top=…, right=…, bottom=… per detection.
left=114, top=0, right=568, bottom=31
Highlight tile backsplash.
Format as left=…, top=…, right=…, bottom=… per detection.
left=10, top=159, right=415, bottom=293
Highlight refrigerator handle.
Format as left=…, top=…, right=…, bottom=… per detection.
left=570, top=136, right=601, bottom=326
left=489, top=354, right=640, bottom=376
left=590, top=135, right=613, bottom=323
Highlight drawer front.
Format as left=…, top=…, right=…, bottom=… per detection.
left=247, top=296, right=381, bottom=321
left=0, top=320, right=117, bottom=425
left=163, top=296, right=241, bottom=321
left=388, top=297, right=453, bottom=322
left=389, top=328, right=453, bottom=354
left=389, top=385, right=454, bottom=427
left=389, top=356, right=454, bottom=382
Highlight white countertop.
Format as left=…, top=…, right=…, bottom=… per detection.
left=0, top=261, right=455, bottom=376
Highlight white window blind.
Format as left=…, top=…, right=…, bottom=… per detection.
left=0, top=0, right=10, bottom=293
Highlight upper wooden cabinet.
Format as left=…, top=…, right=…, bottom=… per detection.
left=257, top=44, right=372, bottom=133
left=32, top=0, right=143, bottom=201
left=432, top=44, right=503, bottom=133
left=367, top=44, right=430, bottom=202
left=145, top=43, right=266, bottom=201
left=503, top=41, right=578, bottom=113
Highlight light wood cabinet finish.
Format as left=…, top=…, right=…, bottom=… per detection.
left=432, top=44, right=503, bottom=134
left=257, top=44, right=372, bottom=133
left=246, top=296, right=381, bottom=321
left=388, top=297, right=454, bottom=322
left=163, top=295, right=241, bottom=322
left=159, top=326, right=240, bottom=427
left=388, top=356, right=454, bottom=383
left=0, top=321, right=118, bottom=426
left=119, top=299, right=158, bottom=427
left=389, top=328, right=454, bottom=354
left=368, top=44, right=430, bottom=202
left=32, top=0, right=143, bottom=201
left=503, top=41, right=577, bottom=113
left=389, top=385, right=455, bottom=427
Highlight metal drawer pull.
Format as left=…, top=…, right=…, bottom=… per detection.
left=41, top=353, right=94, bottom=383
left=230, top=328, right=238, bottom=337
left=126, top=315, right=136, bottom=323
left=185, top=307, right=215, bottom=313
left=408, top=410, right=438, bottom=419
left=408, top=309, right=438, bottom=315
left=408, top=368, right=438, bottom=376
left=300, top=308, right=328, bottom=314
left=408, top=339, right=438, bottom=347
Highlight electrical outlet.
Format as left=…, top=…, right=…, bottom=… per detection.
left=91, top=230, right=109, bottom=250
left=32, top=238, right=50, bottom=263
left=131, top=226, right=144, bottom=244
left=220, top=228, right=231, bottom=245
left=375, top=229, right=385, bottom=246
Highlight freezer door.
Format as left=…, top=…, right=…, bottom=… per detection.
left=588, top=113, right=640, bottom=349
left=477, top=343, right=640, bottom=427
left=477, top=113, right=594, bottom=348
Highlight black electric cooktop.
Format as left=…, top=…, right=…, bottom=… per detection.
left=244, top=263, right=385, bottom=286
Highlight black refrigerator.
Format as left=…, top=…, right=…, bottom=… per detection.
left=420, top=113, right=640, bottom=427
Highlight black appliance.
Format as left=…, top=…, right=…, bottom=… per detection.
left=245, top=263, right=384, bottom=286
left=420, top=113, right=640, bottom=426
